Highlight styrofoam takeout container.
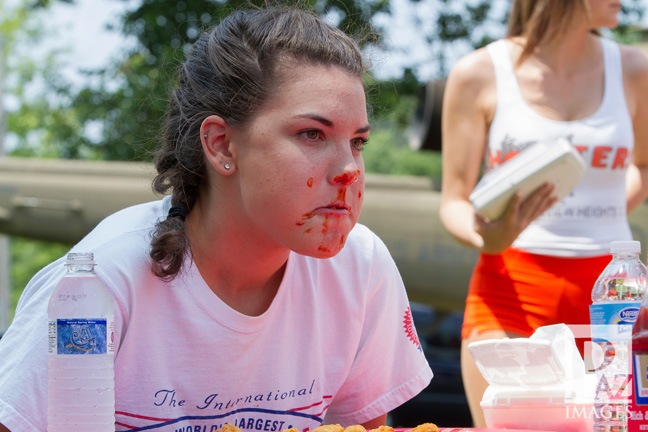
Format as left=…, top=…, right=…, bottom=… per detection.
left=469, top=137, right=585, bottom=220
left=468, top=337, right=596, bottom=432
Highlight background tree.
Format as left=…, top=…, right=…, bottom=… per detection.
left=374, top=0, right=645, bottom=80
left=1, top=0, right=75, bottom=322
left=2, top=0, right=94, bottom=159
left=7, top=0, right=646, bottom=164
left=68, top=0, right=389, bottom=162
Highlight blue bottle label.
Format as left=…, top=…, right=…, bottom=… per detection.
left=590, top=302, right=641, bottom=342
left=48, top=318, right=115, bottom=354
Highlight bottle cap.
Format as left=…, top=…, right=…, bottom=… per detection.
left=610, top=240, right=641, bottom=255
left=66, top=252, right=95, bottom=266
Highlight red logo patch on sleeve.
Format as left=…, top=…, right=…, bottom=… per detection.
left=403, top=307, right=422, bottom=350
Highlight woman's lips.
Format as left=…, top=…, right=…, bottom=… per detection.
left=310, top=201, right=351, bottom=216
left=315, top=203, right=351, bottom=215
left=298, top=203, right=352, bottom=226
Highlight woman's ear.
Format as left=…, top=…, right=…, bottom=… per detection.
left=201, top=115, right=236, bottom=175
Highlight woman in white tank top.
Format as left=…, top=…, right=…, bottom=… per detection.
left=439, top=0, right=648, bottom=427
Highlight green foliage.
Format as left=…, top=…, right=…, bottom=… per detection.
left=8, top=237, right=70, bottom=320
left=617, top=0, right=646, bottom=39
left=59, top=0, right=391, bottom=162
left=366, top=68, right=421, bottom=127
left=11, top=0, right=646, bottom=162
left=362, top=66, right=442, bottom=180
left=2, top=1, right=92, bottom=160
left=598, top=1, right=645, bottom=45
left=391, top=0, right=501, bottom=79
left=363, top=123, right=442, bottom=180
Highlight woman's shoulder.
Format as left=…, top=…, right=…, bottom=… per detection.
left=76, top=199, right=168, bottom=250
left=619, top=43, right=648, bottom=81
left=444, top=42, right=498, bottom=111
left=447, top=43, right=496, bottom=87
left=444, top=42, right=499, bottom=121
left=72, top=199, right=169, bottom=276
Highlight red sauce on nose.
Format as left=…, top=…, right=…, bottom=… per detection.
left=307, top=177, right=314, bottom=187
left=333, top=170, right=361, bottom=184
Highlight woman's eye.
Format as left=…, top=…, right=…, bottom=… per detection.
left=351, top=138, right=368, bottom=151
left=301, top=130, right=322, bottom=141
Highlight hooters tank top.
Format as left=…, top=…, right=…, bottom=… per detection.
left=485, top=38, right=633, bottom=257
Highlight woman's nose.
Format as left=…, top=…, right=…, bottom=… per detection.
left=329, top=141, right=362, bottom=186
left=333, top=169, right=361, bottom=186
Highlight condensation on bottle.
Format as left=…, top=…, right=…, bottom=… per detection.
left=590, top=241, right=648, bottom=432
left=47, top=252, right=115, bottom=431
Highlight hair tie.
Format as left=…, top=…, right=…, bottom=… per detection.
left=167, top=205, right=187, bottom=222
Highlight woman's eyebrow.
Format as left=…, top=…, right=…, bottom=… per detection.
left=296, top=114, right=370, bottom=133
left=296, top=113, right=334, bottom=127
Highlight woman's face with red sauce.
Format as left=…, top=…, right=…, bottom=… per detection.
left=228, top=64, right=369, bottom=258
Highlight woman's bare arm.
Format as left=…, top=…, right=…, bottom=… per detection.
left=439, top=48, right=494, bottom=250
left=439, top=46, right=557, bottom=254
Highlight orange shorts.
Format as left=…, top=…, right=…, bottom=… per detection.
left=462, top=248, right=612, bottom=341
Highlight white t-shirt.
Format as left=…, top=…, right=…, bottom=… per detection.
left=0, top=197, right=432, bottom=432
left=486, top=38, right=634, bottom=257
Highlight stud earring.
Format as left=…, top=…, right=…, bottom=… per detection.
left=204, top=134, right=208, bottom=138
left=224, top=163, right=231, bottom=170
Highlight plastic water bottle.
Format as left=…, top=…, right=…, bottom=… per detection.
left=590, top=241, right=647, bottom=432
left=47, top=253, right=115, bottom=431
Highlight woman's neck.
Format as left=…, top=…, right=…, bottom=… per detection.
left=532, top=31, right=599, bottom=75
left=508, top=30, right=605, bottom=122
left=185, top=198, right=290, bottom=316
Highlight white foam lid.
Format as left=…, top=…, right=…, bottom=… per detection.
left=468, top=338, right=596, bottom=407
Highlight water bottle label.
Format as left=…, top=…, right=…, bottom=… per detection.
left=590, top=302, right=641, bottom=342
left=48, top=318, right=115, bottom=355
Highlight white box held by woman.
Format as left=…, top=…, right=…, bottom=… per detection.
left=469, top=138, right=586, bottom=220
